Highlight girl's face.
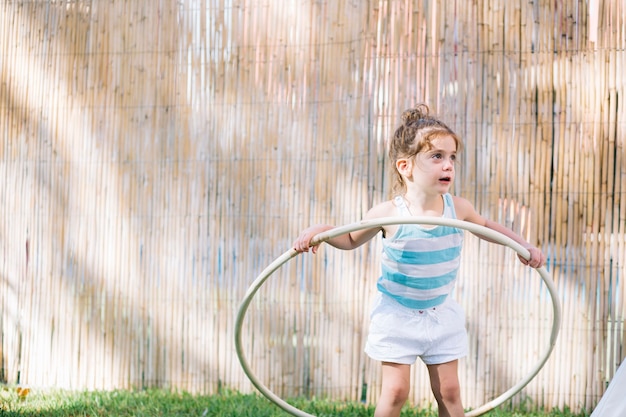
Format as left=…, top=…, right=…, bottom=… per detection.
left=411, top=135, right=457, bottom=193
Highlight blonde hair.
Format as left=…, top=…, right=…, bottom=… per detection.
left=388, top=104, right=463, bottom=195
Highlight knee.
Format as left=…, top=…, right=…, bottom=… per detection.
left=433, top=380, right=461, bottom=405
left=381, top=381, right=410, bottom=406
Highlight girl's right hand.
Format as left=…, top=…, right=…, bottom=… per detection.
left=293, top=224, right=334, bottom=254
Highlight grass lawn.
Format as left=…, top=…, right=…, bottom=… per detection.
left=0, top=387, right=590, bottom=416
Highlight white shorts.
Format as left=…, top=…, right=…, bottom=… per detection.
left=364, top=294, right=468, bottom=365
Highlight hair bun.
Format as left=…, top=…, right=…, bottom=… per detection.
left=401, top=104, right=430, bottom=124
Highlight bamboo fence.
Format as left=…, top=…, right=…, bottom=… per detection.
left=0, top=0, right=624, bottom=413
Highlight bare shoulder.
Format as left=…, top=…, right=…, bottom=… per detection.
left=364, top=199, right=398, bottom=220
left=451, top=195, right=486, bottom=225
left=363, top=199, right=401, bottom=237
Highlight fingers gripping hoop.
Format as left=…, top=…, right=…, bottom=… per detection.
left=235, top=217, right=562, bottom=417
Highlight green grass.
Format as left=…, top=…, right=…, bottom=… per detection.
left=0, top=387, right=590, bottom=417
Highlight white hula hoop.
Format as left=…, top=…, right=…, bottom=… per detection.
left=235, top=217, right=562, bottom=417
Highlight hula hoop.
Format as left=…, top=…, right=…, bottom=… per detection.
left=235, top=217, right=562, bottom=417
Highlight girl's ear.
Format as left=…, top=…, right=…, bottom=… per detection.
left=396, top=158, right=412, bottom=178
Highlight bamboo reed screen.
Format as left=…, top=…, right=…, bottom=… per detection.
left=0, top=0, right=624, bottom=413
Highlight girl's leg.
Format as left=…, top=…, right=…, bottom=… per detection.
left=374, top=362, right=411, bottom=417
left=426, top=360, right=464, bottom=417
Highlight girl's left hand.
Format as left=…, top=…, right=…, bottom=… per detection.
left=518, top=246, right=546, bottom=268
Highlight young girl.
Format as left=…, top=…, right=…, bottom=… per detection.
left=293, top=104, right=546, bottom=417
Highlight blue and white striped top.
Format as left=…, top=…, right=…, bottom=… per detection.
left=377, top=194, right=464, bottom=309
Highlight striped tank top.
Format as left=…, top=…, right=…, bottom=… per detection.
left=376, top=194, right=464, bottom=309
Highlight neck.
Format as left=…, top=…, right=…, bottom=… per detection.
left=403, top=192, right=445, bottom=216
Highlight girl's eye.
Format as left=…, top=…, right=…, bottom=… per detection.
left=432, top=153, right=443, bottom=159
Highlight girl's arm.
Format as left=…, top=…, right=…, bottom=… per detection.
left=453, top=196, right=546, bottom=268
left=292, top=223, right=381, bottom=253
left=292, top=201, right=393, bottom=254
